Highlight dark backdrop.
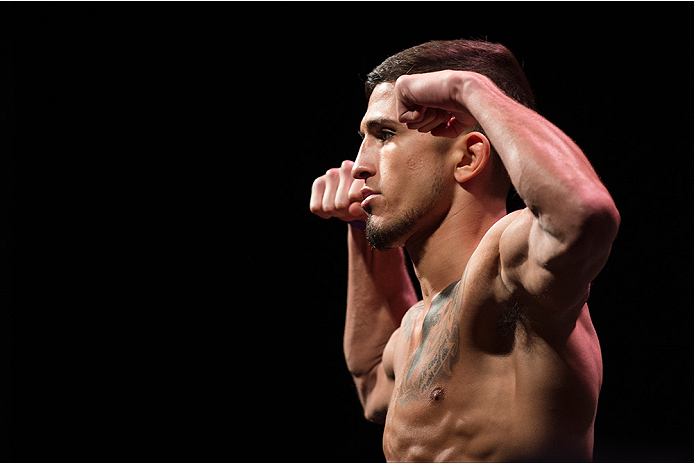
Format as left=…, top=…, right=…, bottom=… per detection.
left=3, top=3, right=692, bottom=462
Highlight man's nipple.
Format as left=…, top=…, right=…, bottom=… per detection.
left=430, top=387, right=444, bottom=402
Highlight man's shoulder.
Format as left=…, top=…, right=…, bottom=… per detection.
left=464, top=209, right=527, bottom=284
left=464, top=208, right=594, bottom=343
left=487, top=209, right=527, bottom=245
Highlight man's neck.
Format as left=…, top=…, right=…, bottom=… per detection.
left=406, top=198, right=506, bottom=306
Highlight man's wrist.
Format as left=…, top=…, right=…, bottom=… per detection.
left=348, top=220, right=366, bottom=230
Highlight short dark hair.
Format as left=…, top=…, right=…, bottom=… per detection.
left=365, top=39, right=535, bottom=201
left=365, top=39, right=535, bottom=111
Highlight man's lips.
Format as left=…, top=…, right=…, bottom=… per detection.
left=360, top=187, right=380, bottom=210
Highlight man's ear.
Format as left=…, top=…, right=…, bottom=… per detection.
left=452, top=131, right=491, bottom=184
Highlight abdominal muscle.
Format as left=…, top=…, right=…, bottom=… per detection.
left=380, top=281, right=521, bottom=461
left=381, top=301, right=599, bottom=462
left=382, top=363, right=518, bottom=462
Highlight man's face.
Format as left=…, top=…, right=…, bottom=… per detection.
left=355, top=83, right=453, bottom=250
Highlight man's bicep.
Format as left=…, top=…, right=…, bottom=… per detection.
left=499, top=208, right=594, bottom=311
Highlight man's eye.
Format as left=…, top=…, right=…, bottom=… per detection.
left=377, top=130, right=395, bottom=142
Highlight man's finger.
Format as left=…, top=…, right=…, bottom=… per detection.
left=395, top=74, right=423, bottom=123
left=310, top=177, right=330, bottom=219
left=405, top=106, right=436, bottom=129
left=335, top=161, right=355, bottom=210
left=348, top=202, right=368, bottom=221
left=348, top=177, right=365, bottom=204
left=321, top=168, right=340, bottom=214
left=411, top=109, right=452, bottom=133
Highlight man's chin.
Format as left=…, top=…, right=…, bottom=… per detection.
left=365, top=214, right=409, bottom=251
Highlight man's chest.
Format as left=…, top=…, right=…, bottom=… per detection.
left=391, top=270, right=520, bottom=406
left=393, top=279, right=463, bottom=404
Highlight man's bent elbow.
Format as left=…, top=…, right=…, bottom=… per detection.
left=351, top=376, right=387, bottom=424
left=349, top=365, right=391, bottom=425
left=564, top=194, right=620, bottom=284
left=364, top=404, right=387, bottom=424
left=546, top=193, right=620, bottom=282
left=583, top=194, right=620, bottom=248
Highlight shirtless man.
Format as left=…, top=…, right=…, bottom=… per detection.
left=309, top=40, right=619, bottom=461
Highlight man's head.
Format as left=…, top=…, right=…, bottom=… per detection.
left=354, top=39, right=535, bottom=250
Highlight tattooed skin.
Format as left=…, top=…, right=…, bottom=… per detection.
left=397, top=279, right=463, bottom=404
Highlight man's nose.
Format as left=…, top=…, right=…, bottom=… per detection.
left=352, top=142, right=377, bottom=180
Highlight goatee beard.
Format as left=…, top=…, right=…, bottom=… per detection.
left=365, top=208, right=422, bottom=251
left=365, top=175, right=444, bottom=251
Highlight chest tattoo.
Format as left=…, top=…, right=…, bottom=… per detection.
left=397, top=279, right=463, bottom=404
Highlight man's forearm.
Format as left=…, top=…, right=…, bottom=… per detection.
left=344, top=226, right=416, bottom=378
left=461, top=73, right=619, bottom=241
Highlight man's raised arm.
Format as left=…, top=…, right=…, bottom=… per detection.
left=310, top=160, right=417, bottom=422
left=395, top=71, right=620, bottom=313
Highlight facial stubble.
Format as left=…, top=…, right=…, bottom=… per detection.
left=365, top=174, right=445, bottom=251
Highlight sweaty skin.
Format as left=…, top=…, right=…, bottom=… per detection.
left=310, top=69, right=619, bottom=461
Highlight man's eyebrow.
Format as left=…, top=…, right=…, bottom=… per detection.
left=358, top=117, right=399, bottom=138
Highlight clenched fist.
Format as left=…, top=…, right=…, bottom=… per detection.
left=309, top=160, right=367, bottom=223
left=395, top=70, right=481, bottom=138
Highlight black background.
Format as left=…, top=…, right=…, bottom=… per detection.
left=2, top=3, right=693, bottom=461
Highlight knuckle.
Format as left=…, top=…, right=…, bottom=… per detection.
left=334, top=197, right=349, bottom=210
left=322, top=201, right=335, bottom=213
left=310, top=204, right=328, bottom=219
left=348, top=189, right=362, bottom=203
